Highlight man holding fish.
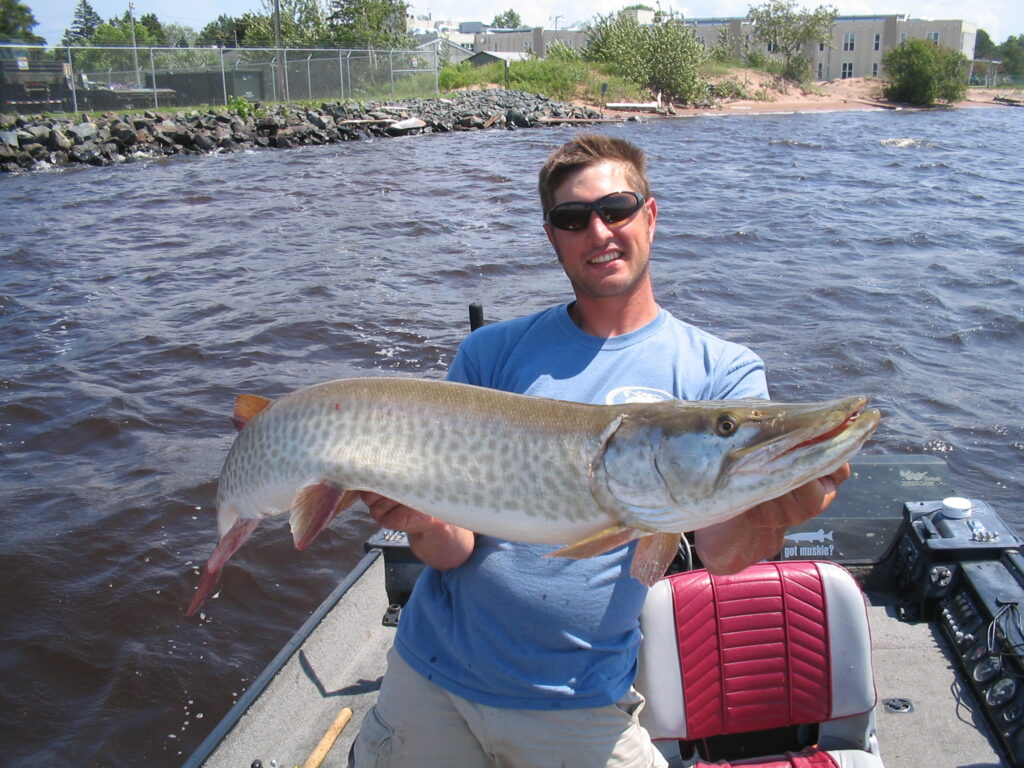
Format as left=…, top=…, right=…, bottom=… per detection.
left=348, top=134, right=857, bottom=767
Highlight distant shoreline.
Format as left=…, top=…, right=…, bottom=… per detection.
left=588, top=73, right=1021, bottom=119
left=1, top=83, right=1017, bottom=173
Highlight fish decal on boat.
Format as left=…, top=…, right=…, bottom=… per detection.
left=187, top=377, right=880, bottom=615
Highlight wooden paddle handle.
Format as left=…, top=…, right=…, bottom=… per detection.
left=302, top=706, right=354, bottom=768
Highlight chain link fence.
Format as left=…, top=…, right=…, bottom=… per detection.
left=1, top=43, right=439, bottom=113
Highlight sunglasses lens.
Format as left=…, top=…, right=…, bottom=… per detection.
left=548, top=204, right=591, bottom=231
left=547, top=192, right=643, bottom=231
left=599, top=194, right=643, bottom=223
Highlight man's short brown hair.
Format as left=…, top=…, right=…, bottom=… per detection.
left=538, top=134, right=651, bottom=216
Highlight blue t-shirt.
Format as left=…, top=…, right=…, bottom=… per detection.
left=394, top=303, right=767, bottom=710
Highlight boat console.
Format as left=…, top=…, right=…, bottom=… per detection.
left=896, top=496, right=1024, bottom=765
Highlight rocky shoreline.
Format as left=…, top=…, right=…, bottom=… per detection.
left=0, top=90, right=611, bottom=173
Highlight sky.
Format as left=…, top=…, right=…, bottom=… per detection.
left=24, top=0, right=1023, bottom=49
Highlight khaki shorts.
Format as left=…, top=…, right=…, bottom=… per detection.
left=350, top=647, right=668, bottom=768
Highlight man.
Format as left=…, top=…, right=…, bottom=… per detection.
left=350, top=134, right=849, bottom=768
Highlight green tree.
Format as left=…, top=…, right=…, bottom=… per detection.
left=746, top=0, right=836, bottom=82
left=240, top=0, right=331, bottom=45
left=588, top=11, right=708, bottom=103
left=995, top=35, right=1024, bottom=75
left=1, top=0, right=44, bottom=42
left=198, top=14, right=252, bottom=47
left=974, top=29, right=996, bottom=59
left=62, top=0, right=102, bottom=45
left=162, top=21, right=197, bottom=47
left=883, top=38, right=967, bottom=105
left=138, top=12, right=165, bottom=44
left=328, top=0, right=411, bottom=49
left=491, top=9, right=522, bottom=28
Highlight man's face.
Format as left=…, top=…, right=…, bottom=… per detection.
left=544, top=160, right=657, bottom=302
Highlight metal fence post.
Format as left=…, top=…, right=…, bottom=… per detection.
left=389, top=49, right=395, bottom=98
left=149, top=47, right=158, bottom=108
left=306, top=53, right=313, bottom=100
left=219, top=47, right=228, bottom=105
left=284, top=49, right=290, bottom=101
left=66, top=46, right=79, bottom=114
left=342, top=49, right=350, bottom=100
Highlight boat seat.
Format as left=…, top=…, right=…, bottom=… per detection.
left=636, top=561, right=884, bottom=768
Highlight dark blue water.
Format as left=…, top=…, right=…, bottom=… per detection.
left=1, top=107, right=1022, bottom=767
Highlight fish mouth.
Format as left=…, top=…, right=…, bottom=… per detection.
left=729, top=396, right=881, bottom=474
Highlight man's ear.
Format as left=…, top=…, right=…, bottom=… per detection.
left=646, top=197, right=658, bottom=243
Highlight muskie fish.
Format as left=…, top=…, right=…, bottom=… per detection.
left=187, top=377, right=880, bottom=615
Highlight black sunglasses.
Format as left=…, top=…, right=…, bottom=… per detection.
left=545, top=191, right=646, bottom=231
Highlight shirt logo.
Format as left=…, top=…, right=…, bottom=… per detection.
left=605, top=386, right=674, bottom=405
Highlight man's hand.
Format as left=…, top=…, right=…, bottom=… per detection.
left=362, top=492, right=475, bottom=571
left=695, top=464, right=851, bottom=575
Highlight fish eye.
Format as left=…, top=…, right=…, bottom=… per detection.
left=715, top=412, right=740, bottom=437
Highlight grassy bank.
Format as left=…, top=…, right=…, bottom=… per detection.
left=439, top=58, right=650, bottom=105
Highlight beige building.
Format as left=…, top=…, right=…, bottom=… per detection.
left=691, top=14, right=977, bottom=81
left=472, top=28, right=590, bottom=58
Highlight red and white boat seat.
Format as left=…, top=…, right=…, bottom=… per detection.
left=636, top=561, right=884, bottom=768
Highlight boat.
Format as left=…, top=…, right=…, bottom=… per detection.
left=181, top=313, right=1024, bottom=768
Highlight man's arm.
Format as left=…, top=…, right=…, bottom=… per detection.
left=362, top=492, right=475, bottom=570
left=694, top=464, right=851, bottom=575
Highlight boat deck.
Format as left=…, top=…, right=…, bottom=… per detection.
left=192, top=553, right=1005, bottom=768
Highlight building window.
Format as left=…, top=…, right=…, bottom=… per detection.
left=927, top=31, right=939, bottom=44
left=843, top=33, right=855, bottom=51
left=524, top=40, right=532, bottom=51
left=842, top=62, right=853, bottom=78
left=698, top=36, right=706, bottom=47
left=819, top=41, right=825, bottom=52
left=767, top=41, right=777, bottom=53
left=872, top=62, right=878, bottom=76
left=874, top=33, right=880, bottom=51
left=817, top=62, right=823, bottom=78
left=899, top=32, right=907, bottom=43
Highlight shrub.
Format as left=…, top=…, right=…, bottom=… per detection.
left=883, top=38, right=967, bottom=105
left=587, top=12, right=708, bottom=103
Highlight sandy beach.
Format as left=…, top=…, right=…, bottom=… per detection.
left=598, top=69, right=1020, bottom=117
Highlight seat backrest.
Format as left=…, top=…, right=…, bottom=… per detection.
left=636, top=561, right=876, bottom=751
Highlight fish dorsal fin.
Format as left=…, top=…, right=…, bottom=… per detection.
left=232, top=394, right=273, bottom=431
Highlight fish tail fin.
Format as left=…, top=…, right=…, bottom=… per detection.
left=290, top=482, right=359, bottom=551
left=187, top=516, right=261, bottom=617
left=547, top=524, right=645, bottom=559
left=631, top=532, right=681, bottom=587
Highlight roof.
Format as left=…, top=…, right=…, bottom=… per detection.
left=466, top=50, right=532, bottom=65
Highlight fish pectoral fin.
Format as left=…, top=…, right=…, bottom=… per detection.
left=232, top=394, right=273, bottom=431
left=290, top=482, right=359, bottom=551
left=187, top=517, right=261, bottom=617
left=631, top=532, right=681, bottom=587
left=547, top=525, right=646, bottom=560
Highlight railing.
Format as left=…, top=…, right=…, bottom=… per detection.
left=0, top=43, right=439, bottom=113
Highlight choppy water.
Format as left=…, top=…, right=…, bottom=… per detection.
left=2, top=107, right=1022, bottom=767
